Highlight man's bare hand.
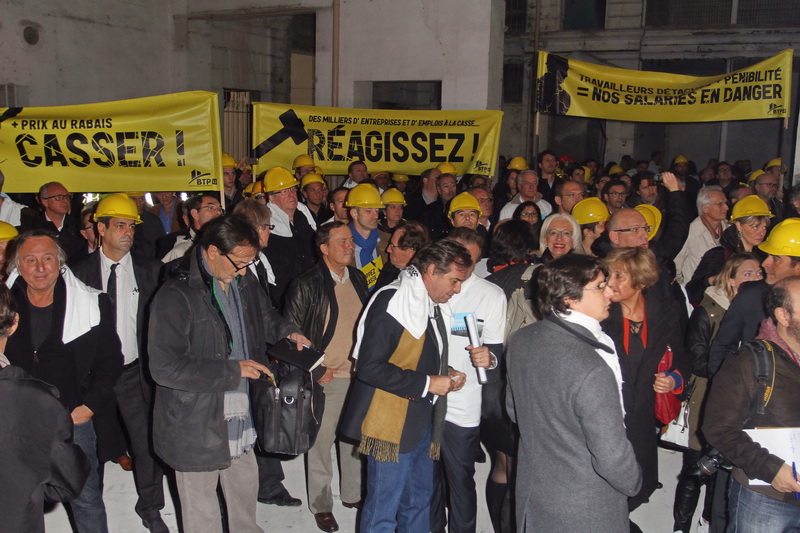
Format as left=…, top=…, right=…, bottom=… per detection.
left=317, top=367, right=339, bottom=384
left=429, top=375, right=455, bottom=396
left=287, top=333, right=312, bottom=350
left=240, top=359, right=271, bottom=379
left=448, top=367, right=467, bottom=391
left=661, top=171, right=680, bottom=192
left=468, top=345, right=493, bottom=369
left=772, top=463, right=800, bottom=493
left=71, top=405, right=94, bottom=424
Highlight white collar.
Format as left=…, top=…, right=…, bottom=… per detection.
left=559, top=309, right=603, bottom=339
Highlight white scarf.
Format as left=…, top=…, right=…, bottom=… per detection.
left=353, top=266, right=433, bottom=360
left=268, top=202, right=317, bottom=238
left=6, top=267, right=101, bottom=345
left=560, top=309, right=625, bottom=417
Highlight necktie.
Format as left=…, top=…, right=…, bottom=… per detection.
left=107, top=263, right=119, bottom=322
left=434, top=305, right=449, bottom=374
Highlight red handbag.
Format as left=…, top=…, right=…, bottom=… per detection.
left=654, top=345, right=681, bottom=424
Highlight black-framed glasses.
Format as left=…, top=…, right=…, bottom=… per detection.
left=224, top=254, right=257, bottom=273
left=42, top=193, right=73, bottom=201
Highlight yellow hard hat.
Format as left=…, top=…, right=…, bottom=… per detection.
left=300, top=173, right=327, bottom=189
left=608, top=165, right=625, bottom=176
left=93, top=193, right=142, bottom=223
left=447, top=192, right=482, bottom=218
left=371, top=171, right=390, bottom=179
left=242, top=183, right=255, bottom=197
left=582, top=166, right=592, bottom=183
left=758, top=218, right=800, bottom=257
left=346, top=184, right=385, bottom=209
left=765, top=158, right=785, bottom=172
left=381, top=188, right=407, bottom=206
left=674, top=155, right=688, bottom=164
left=392, top=173, right=409, bottom=182
left=0, top=221, right=19, bottom=242
left=747, top=169, right=765, bottom=185
left=507, top=157, right=529, bottom=171
left=293, top=154, right=315, bottom=170
left=635, top=204, right=662, bottom=240
left=437, top=162, right=457, bottom=174
left=221, top=152, right=237, bottom=169
left=571, top=197, right=610, bottom=225
left=313, top=165, right=324, bottom=176
left=251, top=180, right=266, bottom=195
left=263, top=166, right=299, bottom=193
left=731, top=195, right=773, bottom=219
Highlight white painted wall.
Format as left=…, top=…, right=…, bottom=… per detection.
left=315, top=0, right=504, bottom=111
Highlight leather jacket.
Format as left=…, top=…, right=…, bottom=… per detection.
left=283, top=261, right=369, bottom=350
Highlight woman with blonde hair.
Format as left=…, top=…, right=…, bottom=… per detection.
left=538, top=213, right=582, bottom=262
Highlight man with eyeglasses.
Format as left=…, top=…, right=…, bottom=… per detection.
left=25, top=181, right=86, bottom=262
left=555, top=180, right=586, bottom=215
left=602, top=180, right=629, bottom=216
left=603, top=172, right=688, bottom=263
left=149, top=215, right=311, bottom=533
left=754, top=172, right=784, bottom=224
left=264, top=166, right=318, bottom=309
left=160, top=194, right=223, bottom=263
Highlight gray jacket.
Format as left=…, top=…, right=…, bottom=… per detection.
left=507, top=315, right=642, bottom=533
left=149, top=246, right=300, bottom=472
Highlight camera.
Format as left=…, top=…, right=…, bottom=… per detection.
left=688, top=447, right=731, bottom=482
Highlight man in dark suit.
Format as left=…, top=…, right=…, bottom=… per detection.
left=71, top=193, right=167, bottom=532
left=340, top=240, right=470, bottom=533
left=22, top=181, right=86, bottom=262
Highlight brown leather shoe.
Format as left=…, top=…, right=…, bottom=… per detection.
left=116, top=454, right=133, bottom=471
left=314, top=512, right=339, bottom=532
left=342, top=500, right=362, bottom=509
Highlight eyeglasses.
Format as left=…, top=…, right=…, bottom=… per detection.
left=42, top=193, right=73, bottom=202
left=200, top=204, right=224, bottom=214
left=259, top=224, right=275, bottom=231
left=271, top=187, right=298, bottom=196
left=584, top=280, right=608, bottom=291
left=520, top=212, right=538, bottom=219
left=546, top=229, right=573, bottom=238
left=476, top=197, right=494, bottom=203
left=253, top=193, right=266, bottom=201
left=757, top=183, right=779, bottom=189
left=224, top=254, right=257, bottom=273
left=611, top=225, right=651, bottom=235
left=386, top=242, right=409, bottom=252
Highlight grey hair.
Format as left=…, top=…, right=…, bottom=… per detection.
left=516, top=169, right=538, bottom=187
left=539, top=213, right=583, bottom=255
left=697, top=185, right=724, bottom=214
left=10, top=229, right=68, bottom=274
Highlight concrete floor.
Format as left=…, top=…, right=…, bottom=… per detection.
left=44, top=446, right=705, bottom=533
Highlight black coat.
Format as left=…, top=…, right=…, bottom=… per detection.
left=0, top=365, right=90, bottom=533
left=708, top=280, right=769, bottom=376
left=601, top=290, right=691, bottom=509
left=5, top=276, right=124, bottom=462
left=148, top=246, right=300, bottom=472
left=24, top=211, right=87, bottom=264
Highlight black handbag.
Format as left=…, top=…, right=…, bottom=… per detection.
left=250, top=361, right=325, bottom=455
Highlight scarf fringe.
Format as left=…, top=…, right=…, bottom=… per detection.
left=359, top=436, right=401, bottom=463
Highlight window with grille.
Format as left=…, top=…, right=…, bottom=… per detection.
left=505, top=0, right=528, bottom=33
left=222, top=89, right=258, bottom=161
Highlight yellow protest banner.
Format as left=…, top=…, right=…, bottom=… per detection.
left=252, top=103, right=503, bottom=176
left=0, top=91, right=221, bottom=192
left=536, top=49, right=793, bottom=123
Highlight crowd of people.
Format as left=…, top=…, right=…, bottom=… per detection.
left=0, top=148, right=799, bottom=533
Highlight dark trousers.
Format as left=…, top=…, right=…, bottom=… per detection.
left=673, top=449, right=713, bottom=533
left=430, top=422, right=480, bottom=533
left=256, top=452, right=288, bottom=499
left=115, top=363, right=165, bottom=521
